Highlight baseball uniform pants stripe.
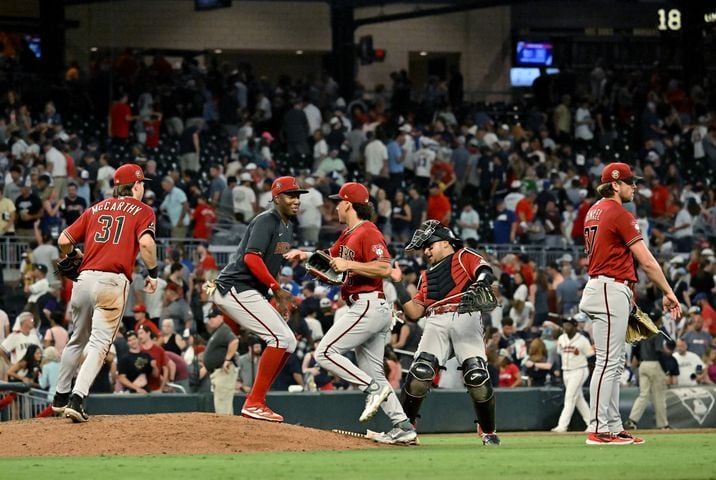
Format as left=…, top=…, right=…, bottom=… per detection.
left=582, top=279, right=630, bottom=434
left=213, top=288, right=297, bottom=352
left=57, top=271, right=129, bottom=398
left=317, top=301, right=372, bottom=386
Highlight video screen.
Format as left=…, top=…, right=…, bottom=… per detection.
left=515, top=41, right=553, bottom=66
left=510, top=67, right=559, bottom=88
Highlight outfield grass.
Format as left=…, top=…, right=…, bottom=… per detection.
left=2, top=433, right=714, bottom=480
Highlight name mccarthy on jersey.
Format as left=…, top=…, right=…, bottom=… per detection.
left=90, top=201, right=144, bottom=216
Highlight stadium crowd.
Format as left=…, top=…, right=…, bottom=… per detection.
left=1, top=48, right=716, bottom=414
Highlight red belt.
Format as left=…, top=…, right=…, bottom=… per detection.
left=591, top=275, right=635, bottom=288
left=347, top=292, right=385, bottom=306
left=427, top=304, right=460, bottom=316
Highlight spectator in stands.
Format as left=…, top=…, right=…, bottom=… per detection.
left=237, top=335, right=263, bottom=394
left=297, top=177, right=323, bottom=245
left=0, top=184, right=16, bottom=236
left=673, top=338, right=704, bottom=386
left=43, top=311, right=68, bottom=355
left=521, top=338, right=552, bottom=387
left=159, top=318, right=186, bottom=356
left=14, top=178, right=43, bottom=237
left=232, top=172, right=257, bottom=223
left=426, top=182, right=451, bottom=225
left=390, top=190, right=412, bottom=243
left=690, top=260, right=715, bottom=304
left=137, top=324, right=169, bottom=393
left=497, top=348, right=521, bottom=388
left=38, top=345, right=60, bottom=401
left=282, top=98, right=310, bottom=159
left=6, top=343, right=42, bottom=387
left=178, top=120, right=202, bottom=172
left=161, top=282, right=194, bottom=336
left=1, top=312, right=41, bottom=371
left=59, top=182, right=86, bottom=228
left=406, top=185, right=427, bottom=231
left=692, top=293, right=716, bottom=335
left=681, top=309, right=712, bottom=358
left=160, top=176, right=189, bottom=238
left=191, top=195, right=216, bottom=241
left=117, top=330, right=155, bottom=393
left=457, top=203, right=480, bottom=242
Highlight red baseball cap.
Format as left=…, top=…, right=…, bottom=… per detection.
left=600, top=162, right=642, bottom=184
left=132, top=304, right=147, bottom=313
left=329, top=182, right=370, bottom=204
left=271, top=176, right=308, bottom=197
left=114, top=163, right=148, bottom=185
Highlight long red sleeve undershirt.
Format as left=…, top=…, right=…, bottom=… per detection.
left=243, top=252, right=279, bottom=292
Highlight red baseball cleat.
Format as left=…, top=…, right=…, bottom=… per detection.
left=616, top=430, right=645, bottom=444
left=241, top=404, right=284, bottom=422
left=585, top=432, right=634, bottom=445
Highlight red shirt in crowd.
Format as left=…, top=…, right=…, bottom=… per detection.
left=514, top=197, right=536, bottom=223
left=499, top=363, right=521, bottom=388
left=144, top=119, right=161, bottom=148
left=192, top=202, right=216, bottom=240
left=110, top=101, right=132, bottom=139
left=650, top=184, right=669, bottom=218
left=427, top=192, right=451, bottom=224
left=141, top=342, right=167, bottom=392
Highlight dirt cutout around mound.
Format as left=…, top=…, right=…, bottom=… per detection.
left=0, top=413, right=379, bottom=457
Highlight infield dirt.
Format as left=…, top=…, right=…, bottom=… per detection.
left=0, top=412, right=378, bottom=456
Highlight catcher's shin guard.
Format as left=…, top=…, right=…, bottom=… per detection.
left=400, top=352, right=440, bottom=423
left=462, top=357, right=491, bottom=401
left=472, top=394, right=496, bottom=435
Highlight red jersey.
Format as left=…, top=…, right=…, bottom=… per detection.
left=141, top=343, right=167, bottom=392
left=414, top=248, right=491, bottom=309
left=584, top=198, right=641, bottom=282
left=64, top=196, right=155, bottom=280
left=515, top=197, right=536, bottom=223
left=192, top=203, right=216, bottom=240
left=650, top=184, right=669, bottom=217
left=329, top=221, right=390, bottom=301
left=144, top=119, right=161, bottom=148
left=427, top=193, right=451, bottom=223
left=110, top=102, right=131, bottom=138
left=498, top=363, right=520, bottom=388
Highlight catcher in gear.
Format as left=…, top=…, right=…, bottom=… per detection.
left=391, top=220, right=501, bottom=445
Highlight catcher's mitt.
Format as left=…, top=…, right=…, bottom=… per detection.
left=55, top=249, right=83, bottom=281
left=306, top=251, right=346, bottom=285
left=458, top=281, right=500, bottom=314
left=625, top=306, right=660, bottom=343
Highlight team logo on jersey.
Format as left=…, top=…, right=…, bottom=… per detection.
left=274, top=242, right=290, bottom=255
left=371, top=244, right=385, bottom=257
left=611, top=169, right=620, bottom=179
left=339, top=245, right=356, bottom=261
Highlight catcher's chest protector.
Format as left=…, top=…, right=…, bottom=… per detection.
left=426, top=254, right=457, bottom=300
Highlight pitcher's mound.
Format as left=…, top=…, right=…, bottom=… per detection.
left=0, top=413, right=378, bottom=457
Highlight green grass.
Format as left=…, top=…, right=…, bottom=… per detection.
left=3, top=433, right=715, bottom=480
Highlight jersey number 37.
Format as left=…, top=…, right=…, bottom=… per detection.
left=583, top=226, right=598, bottom=257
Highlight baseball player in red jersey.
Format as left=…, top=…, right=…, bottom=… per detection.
left=390, top=220, right=501, bottom=445
left=211, top=176, right=307, bottom=422
left=285, top=182, right=417, bottom=444
left=52, top=163, right=158, bottom=422
left=580, top=162, right=681, bottom=445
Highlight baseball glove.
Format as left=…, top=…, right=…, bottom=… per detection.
left=458, top=281, right=500, bottom=314
left=306, top=251, right=346, bottom=285
left=55, top=249, right=83, bottom=281
left=625, top=306, right=660, bottom=344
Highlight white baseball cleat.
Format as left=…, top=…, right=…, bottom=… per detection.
left=371, top=427, right=419, bottom=446
left=359, top=384, right=392, bottom=422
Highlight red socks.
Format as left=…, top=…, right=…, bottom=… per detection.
left=246, top=346, right=288, bottom=406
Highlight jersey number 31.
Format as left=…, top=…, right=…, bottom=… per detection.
left=95, top=215, right=126, bottom=244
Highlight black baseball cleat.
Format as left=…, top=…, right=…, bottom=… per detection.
left=51, top=391, right=70, bottom=414
left=482, top=433, right=501, bottom=446
left=64, top=394, right=89, bottom=423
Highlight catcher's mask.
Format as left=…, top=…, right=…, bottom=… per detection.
left=406, top=220, right=463, bottom=251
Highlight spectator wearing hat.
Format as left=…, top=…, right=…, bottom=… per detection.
left=75, top=169, right=92, bottom=206
left=279, top=266, right=301, bottom=296
left=202, top=308, right=239, bottom=414
left=132, top=304, right=160, bottom=337
left=673, top=339, right=705, bottom=386
left=24, top=263, right=51, bottom=304
left=237, top=336, right=263, bottom=394
left=14, top=178, right=43, bottom=238
left=297, top=177, right=324, bottom=245
left=232, top=172, right=257, bottom=223
left=691, top=292, right=716, bottom=335
left=497, top=348, right=521, bottom=388
left=503, top=180, right=525, bottom=212
left=681, top=307, right=712, bottom=358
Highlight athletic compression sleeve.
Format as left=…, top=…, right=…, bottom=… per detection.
left=244, top=252, right=279, bottom=292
